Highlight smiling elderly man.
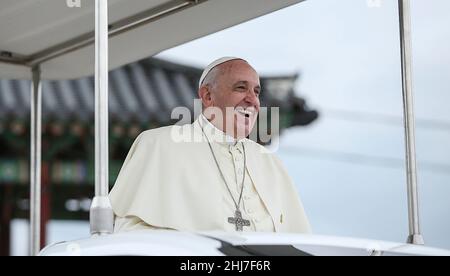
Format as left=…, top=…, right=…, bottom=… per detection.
left=109, top=57, right=311, bottom=233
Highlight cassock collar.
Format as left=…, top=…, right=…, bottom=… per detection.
left=198, top=113, right=246, bottom=148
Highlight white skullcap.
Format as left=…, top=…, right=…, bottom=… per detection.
left=198, top=57, right=245, bottom=88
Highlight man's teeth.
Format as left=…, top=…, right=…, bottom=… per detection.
left=236, top=109, right=253, bottom=116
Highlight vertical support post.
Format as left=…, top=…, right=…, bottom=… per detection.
left=30, top=65, right=42, bottom=255
left=398, top=0, right=424, bottom=245
left=0, top=185, right=13, bottom=256
left=40, top=162, right=51, bottom=249
left=90, top=0, right=114, bottom=236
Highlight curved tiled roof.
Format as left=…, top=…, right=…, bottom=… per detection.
left=0, top=57, right=318, bottom=127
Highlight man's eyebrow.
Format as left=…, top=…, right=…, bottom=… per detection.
left=233, top=81, right=261, bottom=88
left=233, top=81, right=248, bottom=86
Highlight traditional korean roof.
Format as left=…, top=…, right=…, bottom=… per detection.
left=0, top=57, right=318, bottom=127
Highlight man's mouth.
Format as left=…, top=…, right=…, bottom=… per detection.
left=235, top=107, right=255, bottom=118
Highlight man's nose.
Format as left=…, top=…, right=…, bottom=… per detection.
left=245, top=89, right=259, bottom=103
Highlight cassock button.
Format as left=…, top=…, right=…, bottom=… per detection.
left=247, top=208, right=254, bottom=214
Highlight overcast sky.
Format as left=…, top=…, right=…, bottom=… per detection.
left=158, top=0, right=450, bottom=249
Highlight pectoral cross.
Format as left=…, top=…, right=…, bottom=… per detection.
left=228, top=210, right=251, bottom=231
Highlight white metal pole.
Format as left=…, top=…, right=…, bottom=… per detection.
left=398, top=0, right=424, bottom=245
left=30, top=65, right=42, bottom=256
left=90, top=0, right=114, bottom=236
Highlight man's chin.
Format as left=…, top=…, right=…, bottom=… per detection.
left=235, top=124, right=253, bottom=139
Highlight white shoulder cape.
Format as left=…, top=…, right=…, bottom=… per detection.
left=109, top=118, right=311, bottom=233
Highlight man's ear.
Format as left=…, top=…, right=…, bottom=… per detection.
left=198, top=85, right=213, bottom=108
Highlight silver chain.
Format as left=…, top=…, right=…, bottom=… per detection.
left=198, top=119, right=247, bottom=212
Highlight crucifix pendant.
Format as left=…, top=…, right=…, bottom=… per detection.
left=228, top=210, right=251, bottom=231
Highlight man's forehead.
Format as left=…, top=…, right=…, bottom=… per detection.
left=224, top=62, right=260, bottom=85
left=222, top=59, right=253, bottom=71
left=199, top=57, right=261, bottom=87
left=220, top=59, right=258, bottom=74
left=199, top=57, right=243, bottom=88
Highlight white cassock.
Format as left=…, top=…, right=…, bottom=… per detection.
left=109, top=114, right=311, bottom=233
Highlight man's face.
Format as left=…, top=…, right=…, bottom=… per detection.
left=206, top=60, right=261, bottom=139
